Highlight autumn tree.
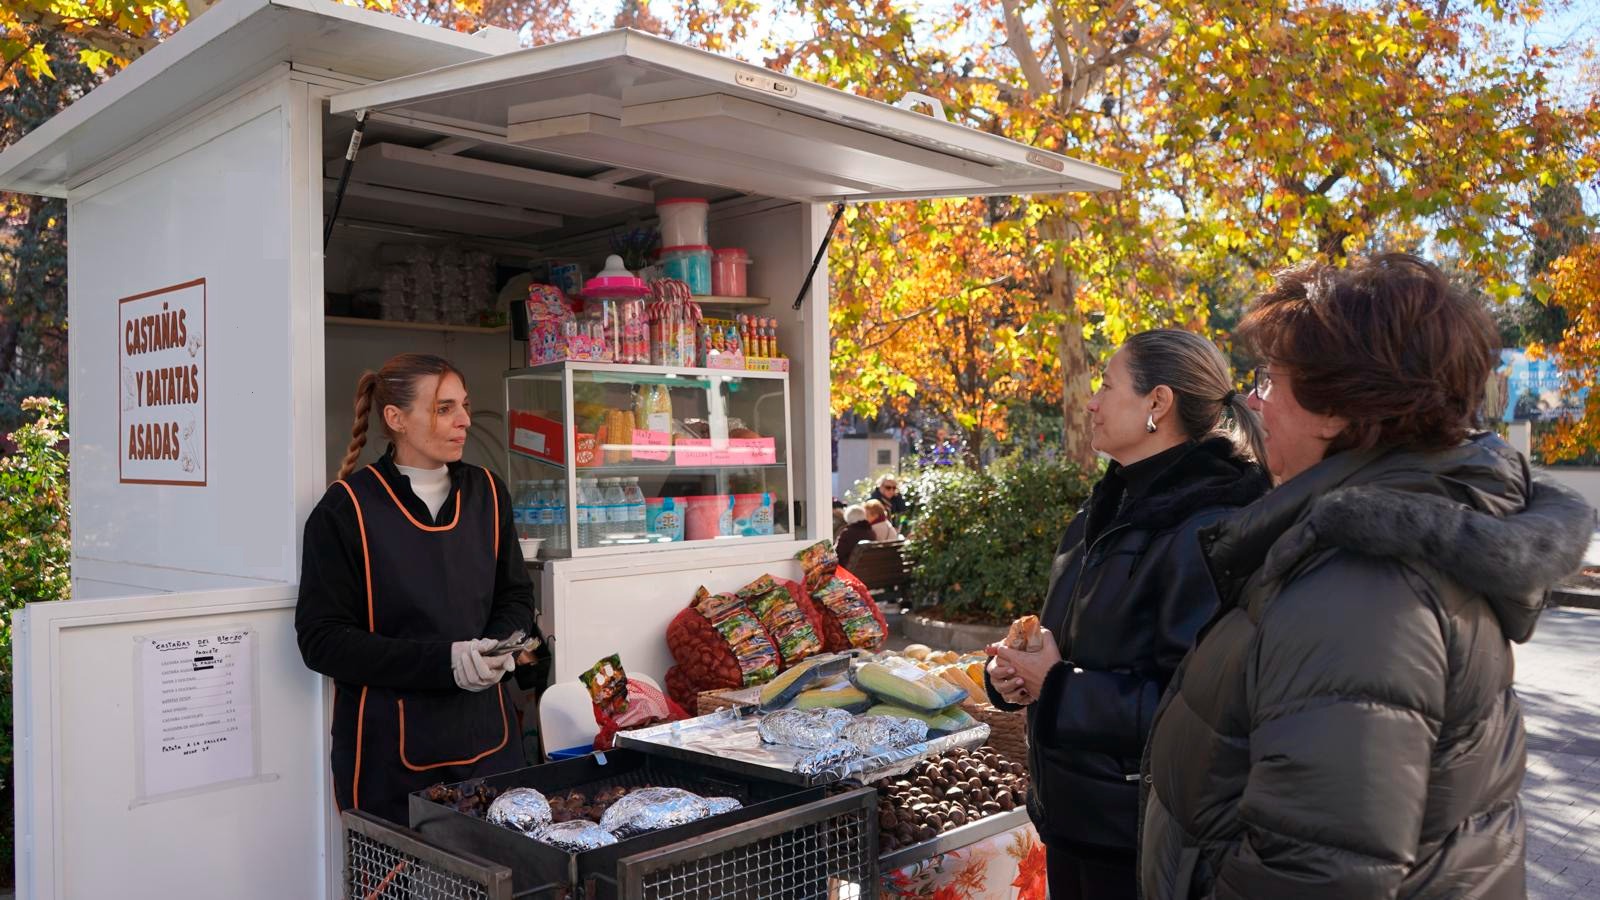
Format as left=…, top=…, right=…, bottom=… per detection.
left=1536, top=240, right=1600, bottom=463
left=829, top=198, right=1062, bottom=465
left=749, top=0, right=1597, bottom=467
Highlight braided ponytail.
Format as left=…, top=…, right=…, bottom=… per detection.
left=337, top=371, right=378, bottom=481
left=334, top=353, right=464, bottom=482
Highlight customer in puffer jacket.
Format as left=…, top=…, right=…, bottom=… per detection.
left=984, top=329, right=1271, bottom=900
left=1140, top=253, right=1598, bottom=900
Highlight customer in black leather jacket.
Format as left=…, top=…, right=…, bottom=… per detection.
left=985, top=329, right=1270, bottom=900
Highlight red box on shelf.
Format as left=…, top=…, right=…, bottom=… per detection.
left=508, top=409, right=564, bottom=464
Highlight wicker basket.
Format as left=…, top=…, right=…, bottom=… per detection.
left=967, top=702, right=1028, bottom=769
left=696, top=688, right=757, bottom=717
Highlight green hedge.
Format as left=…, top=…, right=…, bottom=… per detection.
left=903, top=456, right=1097, bottom=624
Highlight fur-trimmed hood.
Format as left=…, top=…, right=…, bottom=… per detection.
left=1208, top=433, right=1596, bottom=642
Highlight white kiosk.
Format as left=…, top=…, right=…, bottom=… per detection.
left=0, top=2, right=1119, bottom=896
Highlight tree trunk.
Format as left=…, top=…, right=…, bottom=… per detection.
left=1042, top=216, right=1098, bottom=470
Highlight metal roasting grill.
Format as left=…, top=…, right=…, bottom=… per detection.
left=344, top=810, right=513, bottom=900
left=621, top=789, right=877, bottom=900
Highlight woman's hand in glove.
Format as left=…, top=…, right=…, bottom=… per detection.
left=452, top=638, right=514, bottom=692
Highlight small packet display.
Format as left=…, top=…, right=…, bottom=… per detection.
left=814, top=577, right=886, bottom=650
left=738, top=575, right=823, bottom=666
left=794, top=541, right=839, bottom=594
left=581, top=654, right=630, bottom=719
left=692, top=587, right=780, bottom=686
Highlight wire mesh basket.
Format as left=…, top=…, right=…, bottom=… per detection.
left=619, top=788, right=877, bottom=900
left=344, top=810, right=513, bottom=900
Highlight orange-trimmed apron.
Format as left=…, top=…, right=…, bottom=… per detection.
left=329, top=464, right=524, bottom=824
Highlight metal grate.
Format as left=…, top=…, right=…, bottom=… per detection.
left=625, top=790, right=876, bottom=900
left=344, top=810, right=513, bottom=900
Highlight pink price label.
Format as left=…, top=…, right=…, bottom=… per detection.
left=633, top=429, right=672, bottom=462
left=727, top=437, right=777, bottom=465
left=674, top=438, right=714, bottom=467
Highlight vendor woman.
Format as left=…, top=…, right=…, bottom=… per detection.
left=296, top=352, right=545, bottom=823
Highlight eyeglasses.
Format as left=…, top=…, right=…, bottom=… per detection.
left=1251, top=366, right=1275, bottom=401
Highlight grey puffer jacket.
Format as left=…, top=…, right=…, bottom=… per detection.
left=1140, top=434, right=1596, bottom=900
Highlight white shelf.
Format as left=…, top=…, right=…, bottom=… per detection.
left=508, top=360, right=790, bottom=381
left=326, top=315, right=509, bottom=335
left=693, top=295, right=770, bottom=308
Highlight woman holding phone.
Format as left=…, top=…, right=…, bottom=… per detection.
left=296, top=353, right=545, bottom=823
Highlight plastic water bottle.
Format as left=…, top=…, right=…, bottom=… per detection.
left=533, top=480, right=556, bottom=547
left=602, top=478, right=628, bottom=543
left=544, top=480, right=569, bottom=552
left=623, top=477, right=646, bottom=540
left=576, top=478, right=599, bottom=548
left=513, top=480, right=537, bottom=540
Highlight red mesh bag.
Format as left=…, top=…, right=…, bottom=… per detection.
left=592, top=677, right=689, bottom=751
left=814, top=566, right=889, bottom=652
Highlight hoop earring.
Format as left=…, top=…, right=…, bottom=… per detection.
left=1145, top=414, right=1157, bottom=433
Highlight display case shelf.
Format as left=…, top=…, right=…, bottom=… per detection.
left=505, top=361, right=794, bottom=558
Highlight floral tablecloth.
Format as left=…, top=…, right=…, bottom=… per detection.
left=881, top=821, right=1046, bottom=899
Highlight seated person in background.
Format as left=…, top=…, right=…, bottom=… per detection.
left=835, top=505, right=876, bottom=567
left=831, top=498, right=848, bottom=538
left=869, top=474, right=909, bottom=528
left=864, top=499, right=901, bottom=542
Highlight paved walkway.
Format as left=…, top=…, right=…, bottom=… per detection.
left=1519, top=606, right=1600, bottom=899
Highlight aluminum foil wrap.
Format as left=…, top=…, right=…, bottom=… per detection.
left=485, top=788, right=552, bottom=834
left=813, top=708, right=856, bottom=732
left=842, top=714, right=931, bottom=755
left=534, top=820, right=619, bottom=852
left=757, top=710, right=840, bottom=750
left=599, top=787, right=710, bottom=838
left=702, top=796, right=743, bottom=815
left=795, top=740, right=863, bottom=777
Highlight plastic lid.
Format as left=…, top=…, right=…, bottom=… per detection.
left=582, top=254, right=649, bottom=297
left=659, top=244, right=713, bottom=253
left=656, top=197, right=709, bottom=206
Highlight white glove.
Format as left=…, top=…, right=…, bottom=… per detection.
left=451, top=638, right=501, bottom=692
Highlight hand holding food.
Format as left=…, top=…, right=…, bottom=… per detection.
left=992, top=627, right=1062, bottom=702
left=1004, top=614, right=1044, bottom=651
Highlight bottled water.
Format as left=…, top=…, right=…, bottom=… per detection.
left=623, top=477, right=646, bottom=540
left=512, top=480, right=537, bottom=540
left=576, top=478, right=600, bottom=548
left=601, top=478, right=628, bottom=543
left=544, top=480, right=569, bottom=552
left=534, top=480, right=558, bottom=548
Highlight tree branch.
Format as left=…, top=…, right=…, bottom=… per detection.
left=999, top=0, right=1049, bottom=94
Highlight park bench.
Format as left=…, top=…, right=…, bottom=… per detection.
left=845, top=538, right=913, bottom=604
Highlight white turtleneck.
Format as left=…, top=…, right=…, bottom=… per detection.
left=397, top=463, right=451, bottom=519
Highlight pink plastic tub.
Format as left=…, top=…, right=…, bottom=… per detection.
left=683, top=494, right=732, bottom=541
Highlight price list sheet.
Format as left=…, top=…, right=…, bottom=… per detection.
left=136, top=627, right=258, bottom=802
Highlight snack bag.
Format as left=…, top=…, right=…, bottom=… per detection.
left=812, top=574, right=887, bottom=652
left=794, top=540, right=839, bottom=593
left=581, top=654, right=630, bottom=719
left=592, top=677, right=690, bottom=751
left=738, top=574, right=824, bottom=667
left=691, top=587, right=780, bottom=687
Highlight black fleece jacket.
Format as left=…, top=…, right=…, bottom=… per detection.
left=295, top=450, right=539, bottom=691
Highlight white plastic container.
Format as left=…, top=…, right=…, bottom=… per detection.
left=656, top=197, right=709, bottom=247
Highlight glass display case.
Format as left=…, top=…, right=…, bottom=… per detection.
left=505, top=361, right=794, bottom=556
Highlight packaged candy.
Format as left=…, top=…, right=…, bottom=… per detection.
left=794, top=540, right=839, bottom=594
left=738, top=575, right=822, bottom=666
left=691, top=587, right=779, bottom=686
left=580, top=654, right=630, bottom=719
left=814, top=577, right=886, bottom=650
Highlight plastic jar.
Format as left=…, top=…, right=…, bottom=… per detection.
left=660, top=245, right=713, bottom=296
left=711, top=248, right=750, bottom=297
left=683, top=494, right=733, bottom=541
left=656, top=198, right=709, bottom=247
